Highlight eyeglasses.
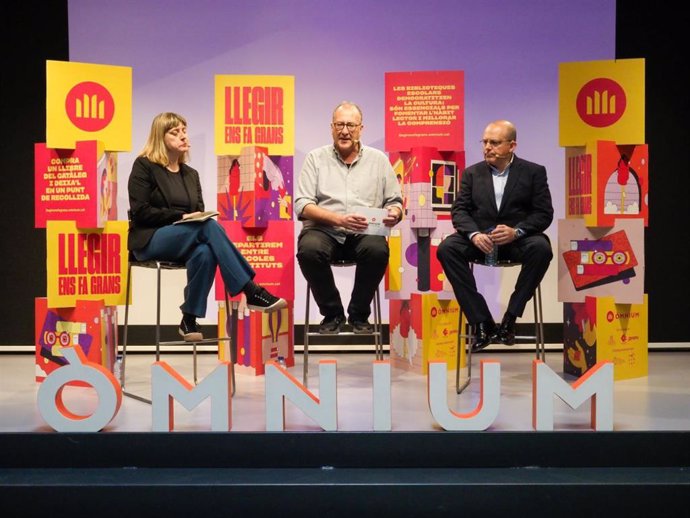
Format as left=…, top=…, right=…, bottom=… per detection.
left=480, top=139, right=511, bottom=147
left=332, top=122, right=361, bottom=131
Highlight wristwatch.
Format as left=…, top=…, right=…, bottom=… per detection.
left=514, top=228, right=525, bottom=239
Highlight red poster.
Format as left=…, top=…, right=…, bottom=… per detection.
left=385, top=70, right=464, bottom=152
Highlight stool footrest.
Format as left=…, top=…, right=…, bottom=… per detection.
left=157, top=337, right=232, bottom=346
left=305, top=331, right=383, bottom=337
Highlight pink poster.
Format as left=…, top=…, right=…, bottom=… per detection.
left=214, top=220, right=295, bottom=301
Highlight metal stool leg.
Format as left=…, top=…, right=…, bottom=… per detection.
left=224, top=291, right=237, bottom=397
left=374, top=285, right=383, bottom=360
left=456, top=263, right=475, bottom=394
left=455, top=308, right=473, bottom=394
left=121, top=262, right=133, bottom=389
left=303, top=284, right=311, bottom=386
left=123, top=259, right=234, bottom=405
left=534, top=283, right=545, bottom=362
left=455, top=262, right=547, bottom=393
left=155, top=261, right=162, bottom=362
left=302, top=280, right=383, bottom=384
left=121, top=262, right=155, bottom=403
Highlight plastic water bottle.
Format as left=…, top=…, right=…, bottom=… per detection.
left=277, top=355, right=286, bottom=368
left=485, top=243, right=498, bottom=266
left=113, top=354, right=123, bottom=382
left=484, top=226, right=498, bottom=266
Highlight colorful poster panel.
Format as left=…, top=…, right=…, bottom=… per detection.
left=214, top=75, right=295, bottom=156
left=386, top=219, right=455, bottom=300
left=46, top=220, right=129, bottom=308
left=214, top=220, right=294, bottom=302
left=389, top=147, right=465, bottom=229
left=35, top=141, right=117, bottom=229
left=385, top=70, right=464, bottom=152
left=35, top=298, right=117, bottom=384
left=46, top=60, right=132, bottom=151
left=557, top=219, right=644, bottom=304
left=563, top=295, right=648, bottom=380
left=216, top=148, right=293, bottom=227
left=559, top=58, right=645, bottom=146
left=218, top=302, right=293, bottom=376
left=389, top=293, right=464, bottom=375
left=565, top=140, right=648, bottom=227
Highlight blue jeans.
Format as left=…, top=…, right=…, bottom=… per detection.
left=133, top=220, right=254, bottom=317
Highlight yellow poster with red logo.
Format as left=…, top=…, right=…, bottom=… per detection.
left=46, top=60, right=132, bottom=151
left=214, top=75, right=294, bottom=156
left=46, top=220, right=129, bottom=308
left=559, top=59, right=645, bottom=146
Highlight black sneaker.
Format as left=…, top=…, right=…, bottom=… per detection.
left=348, top=318, right=373, bottom=334
left=179, top=317, right=203, bottom=342
left=246, top=286, right=288, bottom=313
left=319, top=315, right=345, bottom=334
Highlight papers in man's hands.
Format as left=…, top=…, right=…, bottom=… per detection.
left=352, top=207, right=390, bottom=236
left=173, top=210, right=220, bottom=224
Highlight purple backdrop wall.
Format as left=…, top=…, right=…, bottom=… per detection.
left=68, top=0, right=616, bottom=323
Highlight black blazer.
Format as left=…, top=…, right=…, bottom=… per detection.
left=127, top=156, right=205, bottom=251
left=451, top=155, right=553, bottom=238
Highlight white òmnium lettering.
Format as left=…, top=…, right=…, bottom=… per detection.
left=38, top=350, right=614, bottom=432
left=37, top=346, right=121, bottom=432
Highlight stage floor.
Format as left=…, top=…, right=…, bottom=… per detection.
left=2, top=350, right=689, bottom=433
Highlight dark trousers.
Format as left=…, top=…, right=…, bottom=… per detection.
left=296, top=228, right=389, bottom=321
left=133, top=219, right=254, bottom=317
left=436, top=232, right=552, bottom=325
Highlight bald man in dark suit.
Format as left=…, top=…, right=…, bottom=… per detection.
left=437, top=120, right=554, bottom=352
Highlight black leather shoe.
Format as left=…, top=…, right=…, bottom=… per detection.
left=496, top=313, right=517, bottom=345
left=348, top=318, right=373, bottom=334
left=470, top=320, right=496, bottom=353
left=319, top=314, right=345, bottom=334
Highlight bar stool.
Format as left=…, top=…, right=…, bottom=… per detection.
left=455, top=260, right=545, bottom=394
left=121, top=258, right=237, bottom=404
left=303, top=259, right=384, bottom=386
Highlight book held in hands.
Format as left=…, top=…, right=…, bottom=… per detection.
left=173, top=210, right=220, bottom=224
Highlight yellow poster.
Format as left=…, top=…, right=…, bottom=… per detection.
left=390, top=293, right=464, bottom=374
left=46, top=220, right=129, bottom=308
left=46, top=60, right=132, bottom=151
left=214, top=75, right=294, bottom=156
left=596, top=294, right=648, bottom=380
left=559, top=58, right=644, bottom=146
left=564, top=294, right=648, bottom=381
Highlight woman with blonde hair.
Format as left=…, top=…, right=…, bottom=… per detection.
left=128, top=112, right=286, bottom=340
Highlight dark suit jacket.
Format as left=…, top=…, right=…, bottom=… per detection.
left=451, top=155, right=553, bottom=238
left=127, top=156, right=205, bottom=251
